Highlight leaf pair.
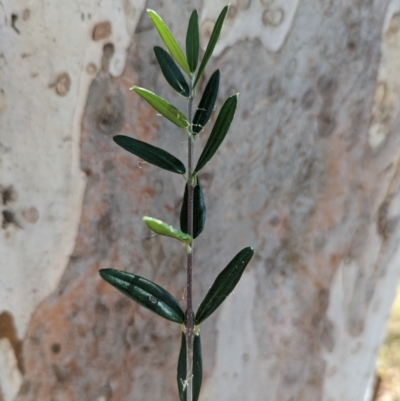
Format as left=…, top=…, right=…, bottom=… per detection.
left=148, top=6, right=228, bottom=87
left=98, top=247, right=254, bottom=325
left=180, top=178, right=206, bottom=239
left=152, top=10, right=200, bottom=97
left=177, top=333, right=202, bottom=401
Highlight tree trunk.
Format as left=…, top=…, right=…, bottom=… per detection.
left=1, top=1, right=400, bottom=401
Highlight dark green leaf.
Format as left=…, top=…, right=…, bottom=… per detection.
left=194, top=94, right=238, bottom=173
left=147, top=9, right=191, bottom=75
left=192, top=70, right=220, bottom=134
left=154, top=47, right=190, bottom=97
left=99, top=269, right=184, bottom=324
left=193, top=5, right=228, bottom=88
left=180, top=177, right=206, bottom=239
left=113, top=135, right=186, bottom=174
left=132, top=86, right=189, bottom=128
left=177, top=332, right=203, bottom=401
left=195, top=247, right=254, bottom=325
left=186, top=10, right=199, bottom=73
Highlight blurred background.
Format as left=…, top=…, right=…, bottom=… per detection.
left=1, top=0, right=400, bottom=400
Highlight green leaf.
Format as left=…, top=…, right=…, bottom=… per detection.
left=180, top=177, right=206, bottom=239
left=194, top=94, right=238, bottom=173
left=192, top=70, right=220, bottom=134
left=177, top=332, right=203, bottom=401
left=154, top=47, right=190, bottom=97
left=193, top=5, right=228, bottom=88
left=147, top=9, right=191, bottom=75
left=99, top=269, right=184, bottom=324
left=195, top=247, right=254, bottom=325
left=132, top=86, right=189, bottom=129
left=143, top=216, right=193, bottom=247
left=113, top=135, right=186, bottom=174
left=186, top=10, right=199, bottom=73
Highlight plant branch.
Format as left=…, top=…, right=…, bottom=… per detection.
left=186, top=78, right=195, bottom=401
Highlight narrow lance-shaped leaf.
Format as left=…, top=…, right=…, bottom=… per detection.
left=113, top=135, right=186, bottom=174
left=154, top=47, right=189, bottom=97
left=186, top=10, right=199, bottom=73
left=143, top=216, right=193, bottom=247
left=180, top=177, right=206, bottom=239
left=194, top=94, right=238, bottom=173
left=195, top=247, right=254, bottom=325
left=192, top=70, right=220, bottom=134
left=177, top=332, right=203, bottom=401
left=99, top=269, right=184, bottom=324
left=147, top=9, right=191, bottom=75
left=133, top=86, right=189, bottom=129
left=193, top=5, right=228, bottom=88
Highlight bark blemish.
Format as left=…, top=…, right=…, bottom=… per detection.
left=11, top=14, right=20, bottom=34
left=301, top=88, right=316, bottom=110
left=49, top=73, right=71, bottom=97
left=92, top=21, right=112, bottom=41
left=262, top=8, right=285, bottom=27
left=321, top=318, right=335, bottom=352
left=0, top=311, right=23, bottom=373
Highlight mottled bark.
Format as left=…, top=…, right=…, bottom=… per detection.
left=1, top=1, right=400, bottom=401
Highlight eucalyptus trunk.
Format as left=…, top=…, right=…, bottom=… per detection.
left=1, top=1, right=400, bottom=401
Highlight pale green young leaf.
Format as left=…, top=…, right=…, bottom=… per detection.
left=143, top=216, right=193, bottom=246
left=148, top=9, right=191, bottom=75
left=132, top=86, right=189, bottom=128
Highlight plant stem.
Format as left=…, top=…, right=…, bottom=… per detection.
left=186, top=80, right=195, bottom=401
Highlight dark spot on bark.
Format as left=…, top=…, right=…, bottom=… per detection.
left=95, top=301, right=110, bottom=317
left=103, top=160, right=115, bottom=173
left=52, top=364, right=69, bottom=383
left=11, top=14, right=20, bottom=34
left=96, top=94, right=125, bottom=136
left=377, top=198, right=398, bottom=240
left=94, top=301, right=110, bottom=337
left=1, top=185, right=18, bottom=204
left=267, top=77, right=282, bottom=103
left=101, top=43, right=115, bottom=72
left=321, top=318, right=335, bottom=352
left=301, top=88, right=315, bottom=110
left=2, top=210, right=21, bottom=229
left=318, top=288, right=330, bottom=312
left=317, top=111, right=336, bottom=137
left=317, top=75, right=337, bottom=95
left=51, top=343, right=61, bottom=354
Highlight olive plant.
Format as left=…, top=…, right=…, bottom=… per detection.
left=99, top=6, right=254, bottom=401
